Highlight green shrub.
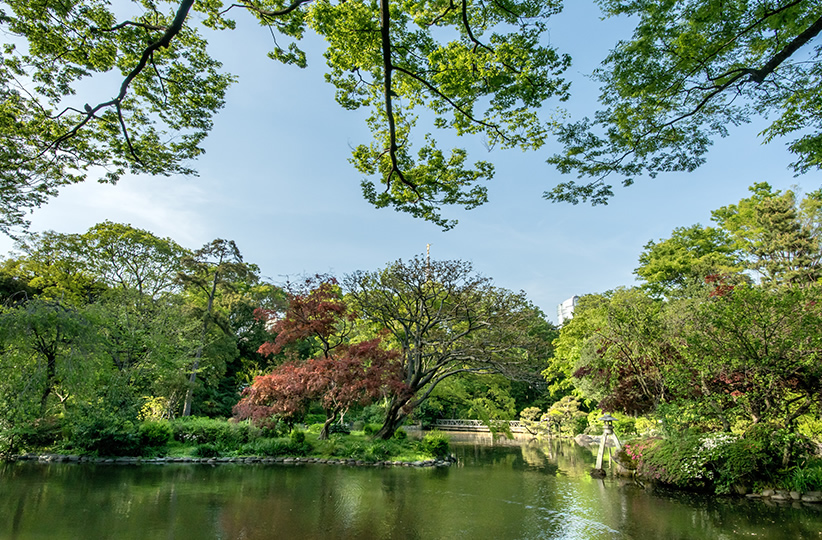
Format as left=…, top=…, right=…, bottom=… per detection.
left=258, top=419, right=288, bottom=438
left=16, top=417, right=62, bottom=449
left=170, top=417, right=256, bottom=448
left=306, top=423, right=325, bottom=434
left=247, top=438, right=300, bottom=456
left=312, top=433, right=422, bottom=462
left=363, top=424, right=381, bottom=436
left=586, top=424, right=604, bottom=436
left=194, top=443, right=220, bottom=458
left=314, top=437, right=385, bottom=461
left=329, top=423, right=351, bottom=435
left=628, top=433, right=703, bottom=488
left=138, top=420, right=172, bottom=448
left=573, top=416, right=588, bottom=435
left=615, top=417, right=637, bottom=436
left=797, top=415, right=822, bottom=441
left=290, top=430, right=306, bottom=445
left=304, top=413, right=326, bottom=425
left=316, top=438, right=339, bottom=457
left=366, top=441, right=391, bottom=461
left=634, top=417, right=660, bottom=435
left=585, top=410, right=604, bottom=435
left=346, top=441, right=368, bottom=460
left=392, top=428, right=407, bottom=440
left=420, top=430, right=450, bottom=459
left=358, top=403, right=387, bottom=424
left=70, top=417, right=140, bottom=456
left=787, top=459, right=822, bottom=492
left=625, top=428, right=803, bottom=494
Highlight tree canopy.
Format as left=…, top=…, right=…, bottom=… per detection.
left=553, top=183, right=822, bottom=435
left=0, top=0, right=570, bottom=233
left=635, top=182, right=822, bottom=296
left=345, top=256, right=552, bottom=438
left=546, top=0, right=822, bottom=205
left=4, top=0, right=821, bottom=227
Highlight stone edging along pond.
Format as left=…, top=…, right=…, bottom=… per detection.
left=7, top=453, right=455, bottom=468
left=743, top=488, right=822, bottom=504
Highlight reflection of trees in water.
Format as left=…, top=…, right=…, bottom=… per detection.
left=520, top=441, right=551, bottom=469
left=526, top=439, right=598, bottom=478
left=449, top=437, right=595, bottom=475
left=5, top=452, right=822, bottom=539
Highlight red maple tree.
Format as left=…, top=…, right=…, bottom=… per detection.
left=236, top=277, right=406, bottom=439
left=255, top=276, right=353, bottom=358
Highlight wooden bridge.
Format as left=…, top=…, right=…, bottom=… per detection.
left=432, top=419, right=528, bottom=433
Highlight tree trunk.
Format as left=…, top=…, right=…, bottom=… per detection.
left=40, top=355, right=57, bottom=416
left=182, top=269, right=219, bottom=417
left=182, top=329, right=206, bottom=417
left=318, top=409, right=338, bottom=441
left=376, top=398, right=408, bottom=439
left=181, top=357, right=199, bottom=417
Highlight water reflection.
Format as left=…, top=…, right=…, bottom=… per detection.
left=2, top=438, right=822, bottom=539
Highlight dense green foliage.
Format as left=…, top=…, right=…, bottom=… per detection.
left=0, top=223, right=281, bottom=457
left=0, top=0, right=571, bottom=233
left=552, top=183, right=822, bottom=492
left=345, top=256, right=555, bottom=438
left=0, top=221, right=555, bottom=457
left=418, top=429, right=450, bottom=459
left=547, top=0, right=822, bottom=205
left=623, top=426, right=818, bottom=494
left=4, top=0, right=822, bottom=232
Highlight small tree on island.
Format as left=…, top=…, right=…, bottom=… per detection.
left=345, top=257, right=551, bottom=439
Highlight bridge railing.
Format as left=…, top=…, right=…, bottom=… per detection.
left=432, top=419, right=527, bottom=433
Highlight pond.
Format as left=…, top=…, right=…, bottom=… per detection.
left=2, top=434, right=822, bottom=539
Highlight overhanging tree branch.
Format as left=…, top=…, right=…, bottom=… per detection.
left=378, top=0, right=415, bottom=195
left=42, top=0, right=198, bottom=161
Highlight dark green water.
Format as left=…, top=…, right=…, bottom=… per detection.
left=2, top=436, right=822, bottom=539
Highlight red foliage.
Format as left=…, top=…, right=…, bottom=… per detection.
left=239, top=276, right=408, bottom=427
left=257, top=277, right=352, bottom=357
left=234, top=337, right=407, bottom=424
left=705, top=273, right=735, bottom=297
left=232, top=362, right=311, bottom=424
left=312, top=338, right=406, bottom=412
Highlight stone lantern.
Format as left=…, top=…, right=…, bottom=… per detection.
left=594, top=414, right=622, bottom=472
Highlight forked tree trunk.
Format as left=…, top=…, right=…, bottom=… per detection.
left=376, top=399, right=408, bottom=440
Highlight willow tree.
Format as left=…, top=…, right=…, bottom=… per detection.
left=1, top=0, right=569, bottom=234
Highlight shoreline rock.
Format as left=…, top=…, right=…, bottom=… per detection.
left=5, top=453, right=452, bottom=469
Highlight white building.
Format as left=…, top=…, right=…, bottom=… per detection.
left=557, top=296, right=579, bottom=327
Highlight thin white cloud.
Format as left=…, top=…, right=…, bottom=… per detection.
left=1, top=175, right=212, bottom=253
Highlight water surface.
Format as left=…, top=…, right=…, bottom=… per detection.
left=2, top=436, right=821, bottom=539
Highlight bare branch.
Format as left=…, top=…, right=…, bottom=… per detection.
left=116, top=103, right=144, bottom=166
left=680, top=0, right=807, bottom=80
left=378, top=0, right=419, bottom=196
left=747, top=13, right=822, bottom=83
left=428, top=0, right=456, bottom=26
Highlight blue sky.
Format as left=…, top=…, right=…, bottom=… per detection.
left=1, top=1, right=818, bottom=322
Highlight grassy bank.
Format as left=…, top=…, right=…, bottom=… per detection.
left=5, top=417, right=451, bottom=463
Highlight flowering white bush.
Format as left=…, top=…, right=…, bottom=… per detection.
left=681, top=433, right=739, bottom=480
